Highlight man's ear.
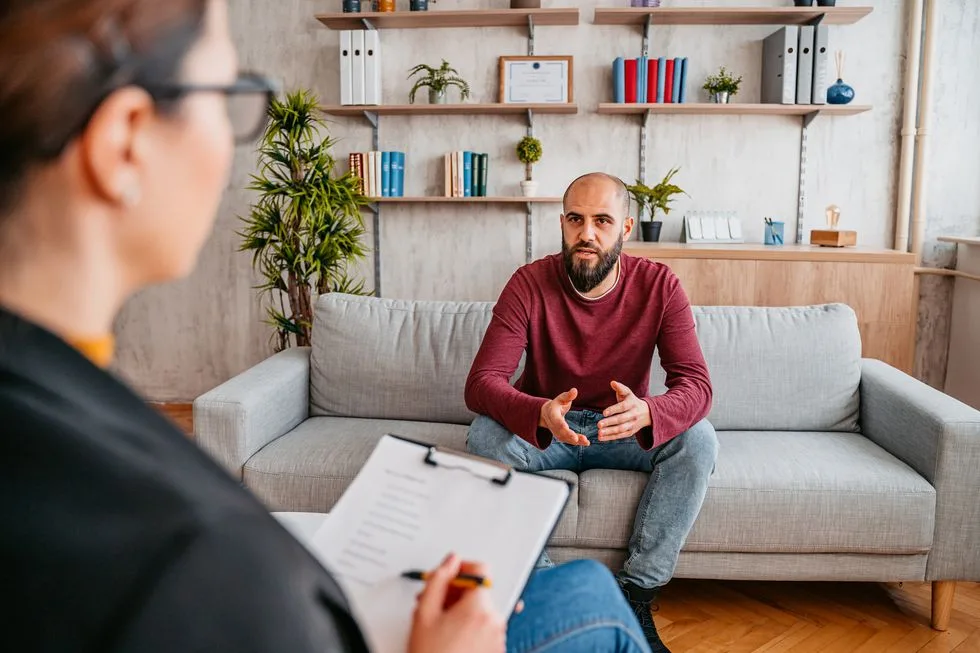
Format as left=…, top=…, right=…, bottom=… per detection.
left=623, top=215, right=635, bottom=239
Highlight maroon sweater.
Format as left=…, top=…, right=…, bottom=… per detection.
left=464, top=253, right=712, bottom=451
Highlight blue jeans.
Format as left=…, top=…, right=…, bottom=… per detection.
left=507, top=559, right=651, bottom=653
left=468, top=410, right=718, bottom=590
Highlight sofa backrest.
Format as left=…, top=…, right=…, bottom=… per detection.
left=311, top=294, right=861, bottom=431
left=653, top=304, right=861, bottom=432
left=311, top=294, right=496, bottom=424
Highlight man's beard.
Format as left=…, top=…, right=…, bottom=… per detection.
left=562, top=233, right=624, bottom=294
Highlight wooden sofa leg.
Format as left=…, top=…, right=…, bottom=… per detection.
left=931, top=581, right=956, bottom=631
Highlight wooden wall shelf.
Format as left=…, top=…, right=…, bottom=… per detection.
left=367, top=197, right=562, bottom=204
left=316, top=8, right=579, bottom=30
left=321, top=103, right=578, bottom=117
left=596, top=103, right=872, bottom=117
left=593, top=7, right=873, bottom=26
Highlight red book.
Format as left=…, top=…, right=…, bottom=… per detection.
left=624, top=58, right=637, bottom=103
left=664, top=59, right=675, bottom=103
left=647, top=59, right=658, bottom=103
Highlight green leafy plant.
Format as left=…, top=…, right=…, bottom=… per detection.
left=702, top=66, right=743, bottom=95
left=516, top=136, right=542, bottom=181
left=407, top=60, right=470, bottom=103
left=239, top=89, right=370, bottom=351
left=626, top=167, right=688, bottom=222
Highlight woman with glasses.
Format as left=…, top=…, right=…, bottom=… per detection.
left=0, top=1, right=651, bottom=652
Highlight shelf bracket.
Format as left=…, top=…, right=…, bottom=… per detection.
left=638, top=109, right=651, bottom=221
left=363, top=110, right=379, bottom=151
left=360, top=18, right=376, bottom=30
left=641, top=14, right=652, bottom=58
left=526, top=202, right=533, bottom=264
left=796, top=112, right=819, bottom=245
left=807, top=13, right=826, bottom=27
left=527, top=15, right=535, bottom=56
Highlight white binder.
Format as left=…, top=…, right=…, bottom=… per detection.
left=364, top=30, right=381, bottom=106
left=761, top=26, right=799, bottom=105
left=339, top=30, right=353, bottom=105
left=796, top=25, right=815, bottom=104
left=351, top=30, right=366, bottom=105
left=310, top=435, right=570, bottom=653
left=811, top=24, right=830, bottom=105
left=374, top=150, right=382, bottom=198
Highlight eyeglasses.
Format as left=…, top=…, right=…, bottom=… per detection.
left=143, top=72, right=279, bottom=144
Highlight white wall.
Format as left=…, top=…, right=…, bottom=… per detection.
left=113, top=0, right=980, bottom=400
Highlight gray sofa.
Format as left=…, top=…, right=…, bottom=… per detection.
left=195, top=293, right=980, bottom=630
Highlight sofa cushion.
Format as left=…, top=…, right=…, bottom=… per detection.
left=243, top=417, right=579, bottom=546
left=650, top=304, right=862, bottom=431
left=310, top=294, right=495, bottom=424
left=576, top=431, right=935, bottom=554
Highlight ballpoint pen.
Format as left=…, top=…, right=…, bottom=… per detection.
left=401, top=570, right=493, bottom=589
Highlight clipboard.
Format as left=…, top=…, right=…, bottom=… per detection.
left=309, top=434, right=571, bottom=653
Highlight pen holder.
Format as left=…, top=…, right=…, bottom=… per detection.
left=764, top=221, right=785, bottom=246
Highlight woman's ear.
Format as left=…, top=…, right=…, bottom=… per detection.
left=78, top=86, right=156, bottom=208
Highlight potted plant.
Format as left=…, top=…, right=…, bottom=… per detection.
left=627, top=167, right=687, bottom=242
left=516, top=135, right=542, bottom=197
left=408, top=60, right=470, bottom=104
left=239, top=89, right=370, bottom=351
left=702, top=66, right=743, bottom=104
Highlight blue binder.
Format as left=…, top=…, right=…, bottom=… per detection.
left=672, top=58, right=683, bottom=105
left=678, top=57, right=689, bottom=103
left=381, top=151, right=391, bottom=198
left=463, top=151, right=473, bottom=198
left=613, top=57, right=625, bottom=103
left=656, top=57, right=666, bottom=103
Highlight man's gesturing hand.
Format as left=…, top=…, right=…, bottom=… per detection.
left=598, top=381, right=651, bottom=442
left=539, top=388, right=589, bottom=447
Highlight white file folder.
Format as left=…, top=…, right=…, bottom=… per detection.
left=311, top=435, right=571, bottom=653
left=762, top=26, right=799, bottom=105
left=364, top=30, right=381, bottom=106
left=351, top=30, right=365, bottom=105
left=340, top=30, right=353, bottom=105
left=796, top=25, right=815, bottom=104
left=811, top=25, right=830, bottom=104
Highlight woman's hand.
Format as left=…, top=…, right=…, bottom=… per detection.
left=408, top=554, right=505, bottom=653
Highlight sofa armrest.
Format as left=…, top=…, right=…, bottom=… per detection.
left=860, top=358, right=980, bottom=581
left=193, top=347, right=311, bottom=479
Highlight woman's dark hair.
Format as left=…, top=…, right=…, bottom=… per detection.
left=0, top=0, right=209, bottom=215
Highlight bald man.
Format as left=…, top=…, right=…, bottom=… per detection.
left=464, top=172, right=717, bottom=653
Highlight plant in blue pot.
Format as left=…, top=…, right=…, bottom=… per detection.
left=827, top=50, right=856, bottom=105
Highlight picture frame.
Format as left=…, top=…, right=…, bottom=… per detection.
left=498, top=55, right=574, bottom=104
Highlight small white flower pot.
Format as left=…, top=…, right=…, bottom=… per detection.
left=520, top=180, right=539, bottom=197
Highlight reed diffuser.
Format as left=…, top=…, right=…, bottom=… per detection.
left=827, top=50, right=855, bottom=104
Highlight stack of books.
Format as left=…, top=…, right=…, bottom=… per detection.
left=349, top=151, right=405, bottom=198
left=612, top=56, right=689, bottom=104
left=444, top=151, right=489, bottom=198
left=629, top=0, right=661, bottom=6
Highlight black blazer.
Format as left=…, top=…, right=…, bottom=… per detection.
left=0, top=307, right=369, bottom=652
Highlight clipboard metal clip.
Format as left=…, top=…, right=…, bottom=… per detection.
left=424, top=446, right=513, bottom=487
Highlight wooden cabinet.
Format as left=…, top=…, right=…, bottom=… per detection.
left=625, top=243, right=916, bottom=372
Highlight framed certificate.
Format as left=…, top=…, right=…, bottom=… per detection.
left=499, top=56, right=574, bottom=104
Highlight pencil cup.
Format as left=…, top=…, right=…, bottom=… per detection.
left=764, top=221, right=785, bottom=246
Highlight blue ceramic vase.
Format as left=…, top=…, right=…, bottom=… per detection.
left=827, top=78, right=855, bottom=105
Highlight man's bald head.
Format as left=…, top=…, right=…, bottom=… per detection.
left=562, top=172, right=630, bottom=217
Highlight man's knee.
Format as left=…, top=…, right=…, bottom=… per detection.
left=679, top=419, right=719, bottom=473
left=466, top=415, right=527, bottom=468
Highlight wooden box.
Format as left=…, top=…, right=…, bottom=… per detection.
left=811, top=229, right=857, bottom=247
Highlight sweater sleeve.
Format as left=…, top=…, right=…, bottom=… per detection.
left=636, top=276, right=713, bottom=450
left=464, top=272, right=551, bottom=448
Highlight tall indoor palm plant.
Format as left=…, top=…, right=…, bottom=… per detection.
left=240, top=90, right=369, bottom=350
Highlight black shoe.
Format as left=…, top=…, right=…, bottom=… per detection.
left=620, top=580, right=671, bottom=653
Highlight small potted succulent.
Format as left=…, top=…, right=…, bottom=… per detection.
left=408, top=60, right=470, bottom=104
left=516, top=135, right=542, bottom=197
left=702, top=66, right=743, bottom=104
left=627, top=167, right=687, bottom=242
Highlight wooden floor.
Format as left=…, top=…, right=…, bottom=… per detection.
left=157, top=403, right=980, bottom=652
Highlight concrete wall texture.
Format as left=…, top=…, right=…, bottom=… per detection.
left=113, top=0, right=980, bottom=401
